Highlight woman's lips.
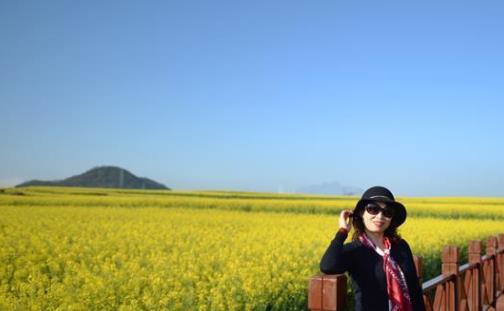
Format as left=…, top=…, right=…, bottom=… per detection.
left=373, top=221, right=385, bottom=227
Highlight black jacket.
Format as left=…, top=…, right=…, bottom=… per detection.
left=320, top=230, right=426, bottom=311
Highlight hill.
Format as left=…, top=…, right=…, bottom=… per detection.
left=16, top=166, right=169, bottom=190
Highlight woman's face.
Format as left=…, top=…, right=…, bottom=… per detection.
left=362, top=201, right=392, bottom=234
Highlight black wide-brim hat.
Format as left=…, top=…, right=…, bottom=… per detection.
left=353, top=186, right=407, bottom=227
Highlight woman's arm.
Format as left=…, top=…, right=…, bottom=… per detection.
left=319, top=228, right=353, bottom=274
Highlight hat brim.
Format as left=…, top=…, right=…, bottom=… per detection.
left=353, top=198, right=407, bottom=227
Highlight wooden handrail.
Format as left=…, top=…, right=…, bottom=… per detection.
left=422, top=274, right=456, bottom=292
left=459, top=262, right=479, bottom=273
left=308, top=233, right=504, bottom=311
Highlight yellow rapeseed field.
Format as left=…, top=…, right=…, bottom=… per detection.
left=1, top=187, right=503, bottom=310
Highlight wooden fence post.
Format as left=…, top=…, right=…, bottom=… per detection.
left=468, top=240, right=481, bottom=311
left=497, top=234, right=504, bottom=311
left=486, top=237, right=497, bottom=308
left=414, top=255, right=432, bottom=309
left=414, top=256, right=423, bottom=285
left=308, top=274, right=347, bottom=311
left=498, top=234, right=504, bottom=292
left=442, top=245, right=460, bottom=311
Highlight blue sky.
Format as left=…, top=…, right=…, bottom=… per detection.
left=1, top=1, right=504, bottom=196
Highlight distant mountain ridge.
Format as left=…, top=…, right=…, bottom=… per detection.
left=296, top=181, right=362, bottom=195
left=16, top=166, right=169, bottom=190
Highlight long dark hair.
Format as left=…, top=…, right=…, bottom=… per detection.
left=351, top=207, right=402, bottom=244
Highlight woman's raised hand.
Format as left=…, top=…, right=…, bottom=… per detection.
left=339, top=209, right=353, bottom=231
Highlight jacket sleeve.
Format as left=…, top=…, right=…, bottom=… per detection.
left=400, top=239, right=426, bottom=311
left=319, top=228, right=353, bottom=274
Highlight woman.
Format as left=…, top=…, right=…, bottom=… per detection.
left=320, top=186, right=425, bottom=311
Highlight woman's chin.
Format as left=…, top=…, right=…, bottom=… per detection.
left=366, top=226, right=387, bottom=233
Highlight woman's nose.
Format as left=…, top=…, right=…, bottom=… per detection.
left=375, top=211, right=387, bottom=219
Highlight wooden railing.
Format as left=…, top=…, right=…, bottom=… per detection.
left=308, top=233, right=504, bottom=311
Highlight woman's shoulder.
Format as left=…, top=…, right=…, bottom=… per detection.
left=343, top=238, right=365, bottom=251
left=396, top=237, right=411, bottom=246
left=392, top=238, right=413, bottom=253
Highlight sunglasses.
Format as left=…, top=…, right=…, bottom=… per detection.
left=365, top=203, right=394, bottom=219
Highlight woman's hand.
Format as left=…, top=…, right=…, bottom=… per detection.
left=339, top=210, right=353, bottom=231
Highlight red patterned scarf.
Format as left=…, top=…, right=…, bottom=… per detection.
left=359, top=233, right=413, bottom=311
